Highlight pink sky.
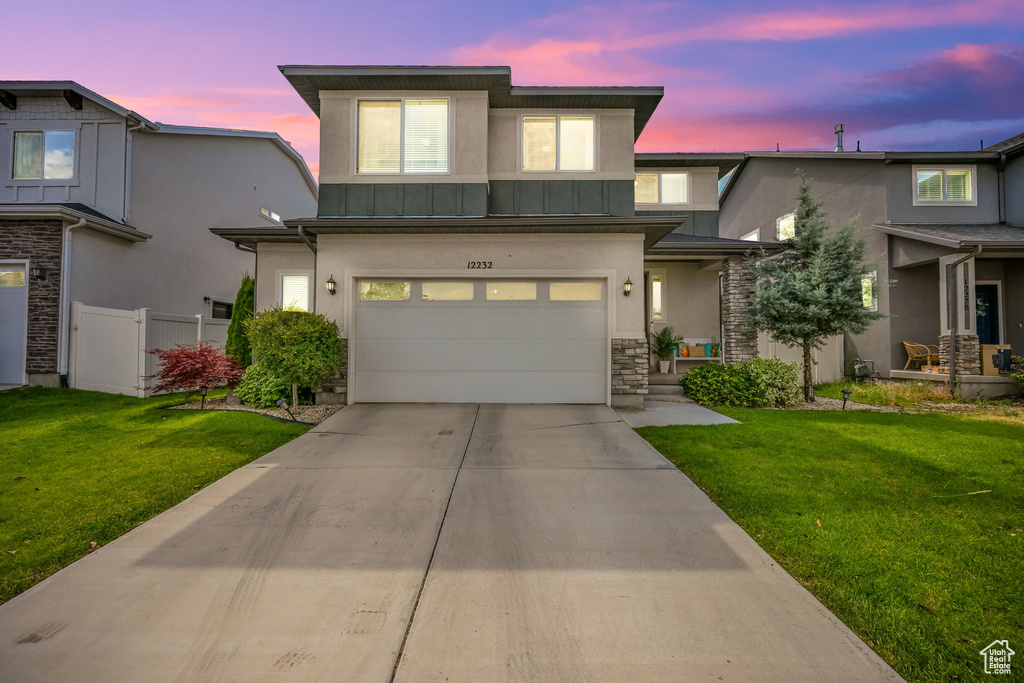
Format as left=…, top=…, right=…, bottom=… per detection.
left=6, top=0, right=1023, bottom=179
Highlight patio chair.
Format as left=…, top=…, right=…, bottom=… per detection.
left=903, top=341, right=940, bottom=370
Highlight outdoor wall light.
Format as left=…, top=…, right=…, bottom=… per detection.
left=29, top=266, right=45, bottom=280
left=326, top=276, right=337, bottom=295
left=623, top=277, right=633, bottom=296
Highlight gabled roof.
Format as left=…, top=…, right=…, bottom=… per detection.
left=278, top=65, right=663, bottom=141
left=0, top=81, right=317, bottom=196
left=874, top=222, right=1024, bottom=248
left=984, top=132, right=1024, bottom=154
left=0, top=203, right=150, bottom=242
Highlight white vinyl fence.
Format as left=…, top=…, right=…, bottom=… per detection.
left=69, top=303, right=230, bottom=397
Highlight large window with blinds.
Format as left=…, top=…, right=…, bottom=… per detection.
left=280, top=273, right=311, bottom=311
left=913, top=166, right=976, bottom=205
left=357, top=99, right=449, bottom=174
left=522, top=115, right=595, bottom=172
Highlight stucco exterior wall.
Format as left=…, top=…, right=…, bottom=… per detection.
left=1004, top=261, right=1024, bottom=353
left=487, top=109, right=635, bottom=181
left=0, top=96, right=127, bottom=221
left=646, top=261, right=721, bottom=339
left=255, top=244, right=316, bottom=311
left=71, top=133, right=317, bottom=316
left=1005, top=155, right=1024, bottom=226
left=887, top=262, right=941, bottom=371
left=318, top=91, right=490, bottom=185
left=719, top=157, right=892, bottom=375
left=300, top=234, right=644, bottom=339
left=884, top=163, right=1000, bottom=224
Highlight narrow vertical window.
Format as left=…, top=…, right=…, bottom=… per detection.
left=403, top=100, right=448, bottom=173
left=651, top=275, right=664, bottom=321
left=558, top=116, right=594, bottom=171
left=777, top=212, right=796, bottom=241
left=862, top=272, right=878, bottom=311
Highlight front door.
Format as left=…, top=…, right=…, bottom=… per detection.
left=976, top=283, right=1000, bottom=345
left=0, top=262, right=29, bottom=385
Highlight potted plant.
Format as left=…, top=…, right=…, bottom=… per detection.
left=651, top=326, right=683, bottom=374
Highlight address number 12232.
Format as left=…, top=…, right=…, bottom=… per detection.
left=467, top=261, right=493, bottom=269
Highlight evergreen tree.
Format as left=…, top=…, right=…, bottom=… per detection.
left=225, top=274, right=255, bottom=367
left=749, top=176, right=883, bottom=401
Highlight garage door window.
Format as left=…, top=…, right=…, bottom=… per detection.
left=0, top=268, right=26, bottom=287
left=422, top=282, right=474, bottom=301
left=359, top=282, right=411, bottom=300
left=550, top=282, right=601, bottom=301
left=486, top=282, right=537, bottom=301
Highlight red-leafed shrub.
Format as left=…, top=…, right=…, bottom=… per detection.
left=147, top=341, right=244, bottom=406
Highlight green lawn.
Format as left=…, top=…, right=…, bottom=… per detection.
left=0, top=387, right=307, bottom=604
left=638, top=410, right=1023, bottom=682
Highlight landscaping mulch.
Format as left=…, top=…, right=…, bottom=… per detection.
left=168, top=396, right=344, bottom=425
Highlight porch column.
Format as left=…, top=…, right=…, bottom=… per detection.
left=721, top=256, right=758, bottom=364
left=938, top=254, right=981, bottom=375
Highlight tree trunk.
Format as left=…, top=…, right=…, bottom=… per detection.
left=292, top=382, right=299, bottom=411
left=803, top=343, right=815, bottom=402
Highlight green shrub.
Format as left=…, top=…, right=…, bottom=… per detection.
left=225, top=274, right=255, bottom=367
left=680, top=358, right=801, bottom=408
left=244, top=307, right=345, bottom=407
left=234, top=363, right=291, bottom=408
left=1011, top=355, right=1024, bottom=390
left=741, top=357, right=802, bottom=407
left=679, top=363, right=761, bottom=407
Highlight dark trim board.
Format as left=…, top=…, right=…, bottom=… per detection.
left=488, top=180, right=634, bottom=217
left=318, top=183, right=489, bottom=217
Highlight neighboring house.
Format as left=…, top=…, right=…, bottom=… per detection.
left=0, top=81, right=318, bottom=388
left=213, top=65, right=780, bottom=406
left=714, top=131, right=1024, bottom=396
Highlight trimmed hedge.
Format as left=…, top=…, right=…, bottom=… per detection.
left=680, top=358, right=801, bottom=408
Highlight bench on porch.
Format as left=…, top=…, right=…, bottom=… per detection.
left=668, top=338, right=721, bottom=374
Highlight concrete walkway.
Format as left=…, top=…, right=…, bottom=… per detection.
left=0, top=404, right=901, bottom=682
left=616, top=398, right=739, bottom=427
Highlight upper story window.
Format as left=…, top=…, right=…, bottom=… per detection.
left=522, top=116, right=594, bottom=172
left=635, top=172, right=689, bottom=204
left=777, top=212, right=796, bottom=241
left=13, top=130, right=74, bottom=180
left=913, top=166, right=976, bottom=205
left=357, top=99, right=449, bottom=174
left=260, top=206, right=281, bottom=223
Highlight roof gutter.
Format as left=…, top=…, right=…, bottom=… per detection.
left=58, top=217, right=87, bottom=380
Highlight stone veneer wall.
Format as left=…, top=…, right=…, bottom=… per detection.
left=0, top=221, right=63, bottom=379
left=611, top=338, right=648, bottom=407
left=721, top=256, right=758, bottom=364
left=939, top=335, right=982, bottom=375
left=315, top=339, right=348, bottom=404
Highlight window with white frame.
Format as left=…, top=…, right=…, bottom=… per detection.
left=861, top=271, right=878, bottom=311
left=776, top=212, right=796, bottom=241
left=13, top=130, right=74, bottom=180
left=913, top=166, right=975, bottom=205
left=522, top=115, right=594, bottom=171
left=741, top=229, right=759, bottom=242
left=357, top=99, right=449, bottom=174
left=649, top=271, right=665, bottom=321
left=280, top=274, right=310, bottom=311
left=635, top=172, right=689, bottom=204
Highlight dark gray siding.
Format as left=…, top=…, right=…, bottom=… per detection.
left=318, top=183, right=488, bottom=217
left=1005, top=155, right=1024, bottom=226
left=635, top=210, right=718, bottom=237
left=488, top=180, right=634, bottom=216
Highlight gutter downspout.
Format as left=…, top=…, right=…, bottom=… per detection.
left=58, top=217, right=88, bottom=383
left=122, top=119, right=147, bottom=222
left=297, top=225, right=317, bottom=312
left=946, top=245, right=982, bottom=395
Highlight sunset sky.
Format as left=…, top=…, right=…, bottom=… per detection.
left=7, top=0, right=1023, bottom=178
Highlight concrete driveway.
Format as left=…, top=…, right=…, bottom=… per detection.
left=0, top=404, right=901, bottom=682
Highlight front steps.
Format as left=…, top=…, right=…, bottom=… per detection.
left=647, top=373, right=685, bottom=399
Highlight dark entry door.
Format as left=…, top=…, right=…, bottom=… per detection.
left=976, top=284, right=1000, bottom=344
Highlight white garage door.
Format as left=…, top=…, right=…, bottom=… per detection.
left=0, top=263, right=29, bottom=385
left=354, top=279, right=607, bottom=403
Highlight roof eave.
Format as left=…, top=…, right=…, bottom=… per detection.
left=0, top=205, right=151, bottom=241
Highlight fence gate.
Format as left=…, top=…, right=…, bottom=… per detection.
left=69, top=303, right=230, bottom=397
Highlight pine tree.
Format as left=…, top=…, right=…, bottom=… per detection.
left=749, top=176, right=883, bottom=401
left=225, top=274, right=255, bottom=367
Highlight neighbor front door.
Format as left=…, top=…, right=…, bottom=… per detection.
left=976, top=283, right=1000, bottom=345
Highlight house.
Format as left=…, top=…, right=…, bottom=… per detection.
left=713, top=130, right=1024, bottom=397
left=979, top=639, right=1015, bottom=675
left=212, top=65, right=779, bottom=406
left=0, top=81, right=319, bottom=388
